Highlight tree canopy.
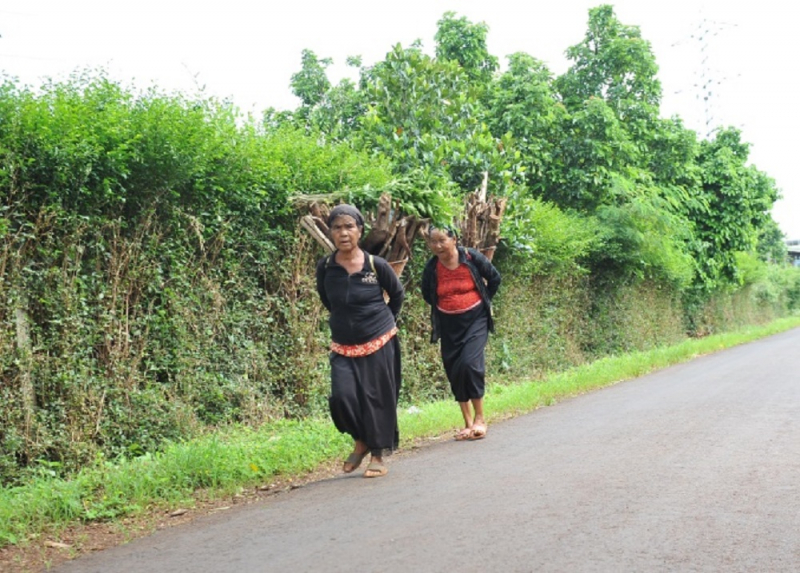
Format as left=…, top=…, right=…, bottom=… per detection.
left=282, top=5, right=783, bottom=290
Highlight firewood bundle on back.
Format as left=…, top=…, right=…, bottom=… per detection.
left=297, top=173, right=507, bottom=273
left=298, top=193, right=429, bottom=277
left=457, top=172, right=507, bottom=262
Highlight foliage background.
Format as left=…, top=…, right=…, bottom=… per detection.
left=1, top=6, right=799, bottom=487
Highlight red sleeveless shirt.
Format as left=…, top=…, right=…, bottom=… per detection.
left=436, top=261, right=481, bottom=314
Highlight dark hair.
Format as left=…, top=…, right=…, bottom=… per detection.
left=327, top=204, right=365, bottom=229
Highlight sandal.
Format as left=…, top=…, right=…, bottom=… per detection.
left=470, top=424, right=487, bottom=440
left=363, top=460, right=388, bottom=478
left=343, top=451, right=368, bottom=473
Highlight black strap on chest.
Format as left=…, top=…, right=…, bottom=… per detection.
left=326, top=253, right=376, bottom=273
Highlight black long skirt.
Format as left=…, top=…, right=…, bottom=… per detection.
left=328, top=336, right=401, bottom=457
left=439, top=304, right=489, bottom=403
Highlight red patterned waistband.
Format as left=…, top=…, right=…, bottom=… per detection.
left=330, top=327, right=398, bottom=357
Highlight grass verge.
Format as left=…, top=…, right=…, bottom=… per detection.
left=2, top=316, right=799, bottom=550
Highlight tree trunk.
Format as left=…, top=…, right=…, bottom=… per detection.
left=15, top=296, right=36, bottom=451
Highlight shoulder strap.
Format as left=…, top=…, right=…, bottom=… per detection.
left=327, top=253, right=375, bottom=273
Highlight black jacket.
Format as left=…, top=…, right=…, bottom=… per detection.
left=316, top=250, right=404, bottom=345
left=420, top=247, right=501, bottom=343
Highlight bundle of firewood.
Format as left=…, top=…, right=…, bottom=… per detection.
left=298, top=193, right=429, bottom=277
left=457, top=172, right=507, bottom=262
left=297, top=174, right=507, bottom=273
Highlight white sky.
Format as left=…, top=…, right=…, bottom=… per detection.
left=1, top=0, right=798, bottom=239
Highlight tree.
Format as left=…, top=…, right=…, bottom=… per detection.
left=547, top=96, right=637, bottom=211
left=757, top=216, right=789, bottom=265
left=644, top=116, right=702, bottom=211
left=691, top=128, right=780, bottom=286
left=435, top=12, right=498, bottom=89
left=555, top=5, right=661, bottom=114
left=555, top=4, right=663, bottom=172
left=357, top=43, right=511, bottom=193
left=290, top=49, right=332, bottom=108
left=485, top=52, right=565, bottom=196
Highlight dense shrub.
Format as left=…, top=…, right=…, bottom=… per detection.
left=0, top=74, right=395, bottom=484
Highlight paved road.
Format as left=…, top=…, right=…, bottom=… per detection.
left=55, top=328, right=800, bottom=572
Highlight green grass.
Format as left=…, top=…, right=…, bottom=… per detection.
left=2, top=315, right=799, bottom=548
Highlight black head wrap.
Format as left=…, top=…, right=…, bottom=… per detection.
left=429, top=224, right=459, bottom=239
left=328, top=204, right=365, bottom=229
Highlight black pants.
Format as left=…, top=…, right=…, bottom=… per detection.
left=439, top=305, right=488, bottom=402
left=328, top=336, right=401, bottom=457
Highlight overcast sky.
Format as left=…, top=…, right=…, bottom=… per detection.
left=2, top=0, right=798, bottom=239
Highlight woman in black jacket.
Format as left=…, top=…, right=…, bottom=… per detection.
left=316, top=205, right=404, bottom=478
left=421, top=226, right=501, bottom=441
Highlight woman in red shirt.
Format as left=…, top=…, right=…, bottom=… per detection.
left=421, top=226, right=501, bottom=441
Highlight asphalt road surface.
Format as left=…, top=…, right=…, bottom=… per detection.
left=55, top=328, right=800, bottom=572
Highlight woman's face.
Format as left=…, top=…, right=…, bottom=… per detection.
left=330, top=215, right=362, bottom=252
left=428, top=229, right=457, bottom=259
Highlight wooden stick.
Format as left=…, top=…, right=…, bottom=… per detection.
left=301, top=215, right=334, bottom=253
